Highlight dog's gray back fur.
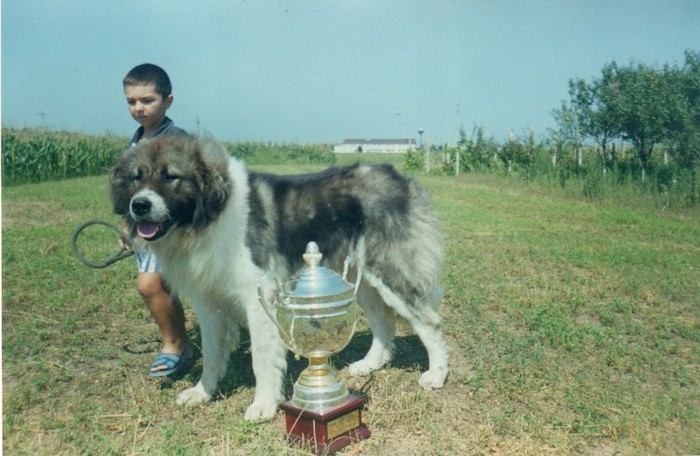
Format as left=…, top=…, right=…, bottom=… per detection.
left=245, top=163, right=443, bottom=307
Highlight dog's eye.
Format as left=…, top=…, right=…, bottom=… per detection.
left=130, top=166, right=145, bottom=183
left=164, top=173, right=181, bottom=184
left=162, top=167, right=182, bottom=184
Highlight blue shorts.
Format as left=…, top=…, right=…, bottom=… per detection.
left=135, top=247, right=160, bottom=273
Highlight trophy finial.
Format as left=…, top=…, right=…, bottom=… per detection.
left=302, top=241, right=323, bottom=267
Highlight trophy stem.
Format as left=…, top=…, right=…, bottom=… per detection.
left=293, top=355, right=349, bottom=411
left=309, top=355, right=330, bottom=370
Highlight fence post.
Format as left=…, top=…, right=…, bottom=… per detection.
left=424, top=140, right=430, bottom=173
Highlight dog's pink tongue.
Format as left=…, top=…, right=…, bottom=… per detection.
left=137, top=221, right=162, bottom=239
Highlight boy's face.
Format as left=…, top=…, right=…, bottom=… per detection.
left=124, top=83, right=173, bottom=134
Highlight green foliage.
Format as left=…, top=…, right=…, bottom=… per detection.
left=2, top=128, right=128, bottom=186
left=418, top=131, right=699, bottom=207
left=453, top=125, right=499, bottom=173
left=404, top=148, right=424, bottom=172
left=225, top=141, right=335, bottom=166
left=555, top=50, right=700, bottom=184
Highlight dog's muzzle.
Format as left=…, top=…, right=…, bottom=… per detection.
left=129, top=190, right=169, bottom=241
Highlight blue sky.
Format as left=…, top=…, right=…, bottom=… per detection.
left=2, top=0, right=698, bottom=145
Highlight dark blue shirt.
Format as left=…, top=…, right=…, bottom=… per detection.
left=129, top=116, right=190, bottom=147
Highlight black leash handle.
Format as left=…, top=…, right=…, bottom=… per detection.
left=71, top=220, right=134, bottom=269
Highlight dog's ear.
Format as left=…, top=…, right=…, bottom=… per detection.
left=192, top=142, right=232, bottom=231
left=109, top=147, right=137, bottom=216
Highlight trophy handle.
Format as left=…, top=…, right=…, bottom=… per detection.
left=342, top=254, right=362, bottom=295
left=258, top=271, right=294, bottom=346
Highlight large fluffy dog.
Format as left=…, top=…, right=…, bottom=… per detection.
left=110, top=136, right=449, bottom=420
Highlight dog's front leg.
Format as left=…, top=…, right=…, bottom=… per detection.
left=243, top=299, right=287, bottom=420
left=176, top=301, right=231, bottom=406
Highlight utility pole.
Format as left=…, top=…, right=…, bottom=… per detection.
left=418, top=128, right=430, bottom=172
left=455, top=147, right=460, bottom=176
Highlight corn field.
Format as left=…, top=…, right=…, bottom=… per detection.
left=1, top=128, right=335, bottom=186
left=2, top=128, right=128, bottom=186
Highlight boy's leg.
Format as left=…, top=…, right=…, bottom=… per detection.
left=137, top=272, right=188, bottom=372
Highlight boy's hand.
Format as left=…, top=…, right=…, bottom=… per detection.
left=119, top=236, right=131, bottom=250
left=119, top=224, right=133, bottom=250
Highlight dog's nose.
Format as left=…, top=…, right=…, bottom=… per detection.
left=131, top=197, right=152, bottom=216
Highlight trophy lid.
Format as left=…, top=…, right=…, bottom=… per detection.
left=283, top=242, right=354, bottom=299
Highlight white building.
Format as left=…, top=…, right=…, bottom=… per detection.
left=333, top=138, right=416, bottom=154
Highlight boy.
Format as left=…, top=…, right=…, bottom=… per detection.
left=122, top=63, right=190, bottom=376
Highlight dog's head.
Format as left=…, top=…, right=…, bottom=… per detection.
left=110, top=136, right=232, bottom=242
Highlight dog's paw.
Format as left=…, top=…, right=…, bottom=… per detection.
left=244, top=400, right=278, bottom=421
left=176, top=384, right=212, bottom=405
left=419, top=368, right=448, bottom=390
left=348, top=359, right=378, bottom=377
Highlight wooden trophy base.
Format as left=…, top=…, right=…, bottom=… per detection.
left=279, top=394, right=371, bottom=454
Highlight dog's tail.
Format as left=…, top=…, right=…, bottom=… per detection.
left=361, top=175, right=444, bottom=310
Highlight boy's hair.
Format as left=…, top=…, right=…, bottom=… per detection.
left=123, top=63, right=172, bottom=98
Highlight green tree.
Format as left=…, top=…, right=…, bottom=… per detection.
left=563, top=57, right=695, bottom=183
left=567, top=71, right=620, bottom=171
left=604, top=61, right=680, bottom=181
left=551, top=99, right=585, bottom=167
left=667, top=50, right=700, bottom=202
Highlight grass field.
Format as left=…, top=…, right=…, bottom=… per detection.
left=2, top=156, right=699, bottom=455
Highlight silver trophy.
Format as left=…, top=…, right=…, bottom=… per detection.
left=259, top=242, right=370, bottom=453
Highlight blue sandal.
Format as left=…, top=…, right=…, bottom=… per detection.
left=148, top=350, right=191, bottom=377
